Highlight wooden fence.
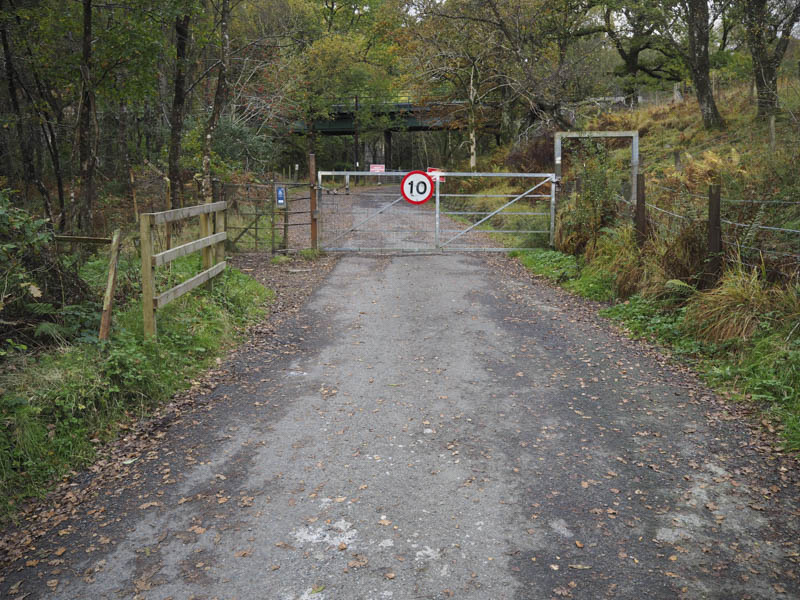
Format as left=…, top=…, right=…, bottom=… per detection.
left=139, top=201, right=227, bottom=338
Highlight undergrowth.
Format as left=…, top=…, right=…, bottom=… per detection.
left=0, top=252, right=272, bottom=520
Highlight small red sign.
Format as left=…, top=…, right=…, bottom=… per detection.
left=427, top=167, right=445, bottom=183
left=401, top=171, right=434, bottom=205
left=370, top=164, right=385, bottom=173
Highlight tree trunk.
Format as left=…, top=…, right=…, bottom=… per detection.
left=76, top=0, right=96, bottom=233
left=1, top=2, right=35, bottom=202
left=684, top=0, right=724, bottom=129
left=753, top=61, right=778, bottom=118
left=623, top=50, right=640, bottom=107
left=468, top=68, right=477, bottom=171
left=202, top=0, right=230, bottom=203
left=168, top=15, right=191, bottom=212
left=742, top=0, right=797, bottom=118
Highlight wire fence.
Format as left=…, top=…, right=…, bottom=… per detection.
left=634, top=180, right=800, bottom=271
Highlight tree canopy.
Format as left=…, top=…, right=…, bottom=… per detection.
left=1, top=0, right=798, bottom=232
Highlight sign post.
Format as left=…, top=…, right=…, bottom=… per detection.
left=400, top=170, right=434, bottom=205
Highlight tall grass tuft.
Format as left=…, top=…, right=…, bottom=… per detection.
left=683, top=259, right=775, bottom=342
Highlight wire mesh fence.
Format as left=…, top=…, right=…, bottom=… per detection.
left=222, top=181, right=310, bottom=252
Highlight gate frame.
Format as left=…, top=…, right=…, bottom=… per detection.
left=554, top=130, right=639, bottom=205
left=316, top=170, right=557, bottom=252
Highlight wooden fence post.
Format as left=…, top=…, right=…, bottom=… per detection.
left=634, top=173, right=647, bottom=248
left=270, top=178, right=276, bottom=254
left=99, top=229, right=122, bottom=340
left=283, top=193, right=290, bottom=251
left=213, top=179, right=225, bottom=264
left=140, top=215, right=156, bottom=337
left=706, top=183, right=722, bottom=286
left=769, top=115, right=776, bottom=152
left=200, top=204, right=211, bottom=272
left=309, top=152, right=318, bottom=249
left=164, top=177, right=172, bottom=250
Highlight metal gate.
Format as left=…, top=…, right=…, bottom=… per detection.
left=317, top=171, right=556, bottom=252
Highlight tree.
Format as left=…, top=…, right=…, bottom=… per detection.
left=740, top=0, right=800, bottom=117
left=405, top=0, right=508, bottom=169
left=202, top=0, right=230, bottom=202
left=658, top=0, right=727, bottom=129
left=601, top=1, right=682, bottom=105
left=75, top=0, right=96, bottom=233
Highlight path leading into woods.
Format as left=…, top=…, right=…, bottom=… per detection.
left=3, top=253, right=800, bottom=599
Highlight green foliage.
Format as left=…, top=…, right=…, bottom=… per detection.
left=510, top=248, right=580, bottom=282
left=564, top=267, right=615, bottom=302
left=511, top=247, right=615, bottom=302
left=0, top=191, right=52, bottom=314
left=0, top=193, right=97, bottom=352
left=0, top=265, right=272, bottom=519
left=299, top=248, right=323, bottom=261
left=555, top=143, right=623, bottom=255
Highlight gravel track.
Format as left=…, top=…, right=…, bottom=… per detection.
left=2, top=251, right=798, bottom=600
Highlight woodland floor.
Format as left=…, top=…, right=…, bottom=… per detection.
left=1, top=251, right=799, bottom=600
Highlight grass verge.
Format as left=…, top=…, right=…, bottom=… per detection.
left=0, top=253, right=272, bottom=520
left=511, top=246, right=800, bottom=450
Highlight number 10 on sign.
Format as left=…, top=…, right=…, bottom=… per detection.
left=401, top=171, right=434, bottom=205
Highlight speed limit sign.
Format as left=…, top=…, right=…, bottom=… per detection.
left=400, top=170, right=434, bottom=205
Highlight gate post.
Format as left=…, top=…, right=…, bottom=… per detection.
left=140, top=214, right=156, bottom=338
left=435, top=177, right=440, bottom=248
left=549, top=176, right=556, bottom=247
left=309, top=152, right=318, bottom=249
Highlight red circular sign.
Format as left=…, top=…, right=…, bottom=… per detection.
left=400, top=171, right=434, bottom=205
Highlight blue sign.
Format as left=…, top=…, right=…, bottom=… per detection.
left=276, top=186, right=286, bottom=208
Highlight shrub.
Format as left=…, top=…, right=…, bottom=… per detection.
left=0, top=193, right=93, bottom=352
left=554, top=143, right=622, bottom=255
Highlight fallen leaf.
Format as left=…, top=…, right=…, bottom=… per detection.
left=348, top=554, right=368, bottom=568
left=385, top=572, right=396, bottom=580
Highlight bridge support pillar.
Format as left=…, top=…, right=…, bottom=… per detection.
left=384, top=130, right=392, bottom=170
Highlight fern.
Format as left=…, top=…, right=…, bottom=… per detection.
left=665, top=279, right=696, bottom=296
left=34, top=321, right=67, bottom=343
left=24, top=302, right=57, bottom=316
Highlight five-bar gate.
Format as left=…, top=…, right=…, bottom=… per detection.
left=316, top=171, right=556, bottom=252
